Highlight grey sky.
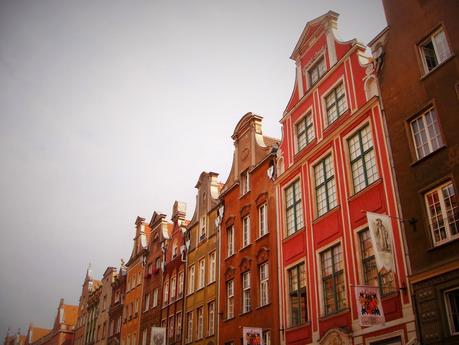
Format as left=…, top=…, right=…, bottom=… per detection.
left=0, top=0, right=386, bottom=336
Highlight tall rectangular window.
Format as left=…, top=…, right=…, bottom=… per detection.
left=170, top=276, right=176, bottom=301
left=445, top=287, right=459, bottom=335
left=209, top=252, right=216, bottom=283
left=308, top=57, right=326, bottom=86
left=199, top=216, right=206, bottom=242
left=198, top=258, right=206, bottom=289
left=419, top=28, right=452, bottom=73
left=188, top=265, right=195, bottom=294
left=178, top=271, right=184, bottom=298
left=208, top=301, right=215, bottom=336
left=227, top=226, right=235, bottom=257
left=287, top=262, right=307, bottom=327
left=197, top=307, right=204, bottom=339
left=152, top=288, right=158, bottom=307
left=325, top=82, right=347, bottom=125
left=348, top=125, right=378, bottom=193
left=163, top=281, right=169, bottom=307
left=314, top=155, right=337, bottom=217
left=358, top=229, right=395, bottom=295
left=260, top=263, right=269, bottom=307
left=320, top=244, right=346, bottom=315
left=410, top=107, right=443, bottom=160
left=186, top=312, right=193, bottom=344
left=259, top=203, right=268, bottom=237
left=241, top=170, right=250, bottom=195
left=227, top=280, right=234, bottom=319
left=285, top=180, right=304, bottom=236
left=175, top=312, right=182, bottom=342
left=168, top=316, right=174, bottom=340
left=425, top=181, right=459, bottom=245
left=143, top=293, right=150, bottom=312
left=242, top=216, right=250, bottom=247
left=296, top=112, right=315, bottom=152
left=242, top=271, right=251, bottom=313
left=141, top=329, right=147, bottom=345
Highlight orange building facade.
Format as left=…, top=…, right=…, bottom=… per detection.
left=218, top=113, right=280, bottom=345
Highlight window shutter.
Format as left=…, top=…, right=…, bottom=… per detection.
left=434, top=30, right=451, bottom=63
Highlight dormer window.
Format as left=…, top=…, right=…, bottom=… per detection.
left=241, top=170, right=250, bottom=195
left=308, top=57, right=326, bottom=87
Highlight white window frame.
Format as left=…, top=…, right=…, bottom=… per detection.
left=152, top=288, right=158, bottom=308
left=322, top=79, right=347, bottom=126
left=258, top=203, right=268, bottom=237
left=208, top=251, right=216, bottom=283
left=313, top=154, right=337, bottom=217
left=242, top=271, right=251, bottom=313
left=242, top=216, right=250, bottom=248
left=197, top=306, right=204, bottom=339
left=227, top=280, right=234, bottom=319
left=175, top=312, right=182, bottom=342
left=199, top=216, right=206, bottom=242
left=163, top=280, right=169, bottom=307
left=178, top=271, right=184, bottom=299
left=227, top=226, right=235, bottom=257
left=284, top=179, right=304, bottom=237
left=143, top=293, right=150, bottom=312
left=307, top=55, right=326, bottom=88
left=168, top=316, right=174, bottom=340
left=186, top=312, right=193, bottom=344
left=198, top=258, right=206, bottom=289
left=188, top=265, right=195, bottom=295
left=208, top=301, right=215, bottom=336
left=260, top=262, right=269, bottom=307
left=419, top=27, right=452, bottom=74
left=410, top=106, right=444, bottom=160
left=425, top=181, right=459, bottom=246
left=241, top=170, right=250, bottom=195
left=295, top=110, right=315, bottom=152
left=170, top=276, right=176, bottom=301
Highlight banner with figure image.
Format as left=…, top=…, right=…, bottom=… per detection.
left=366, top=212, right=396, bottom=272
left=355, top=285, right=385, bottom=326
left=243, top=327, right=263, bottom=345
left=150, top=327, right=166, bottom=345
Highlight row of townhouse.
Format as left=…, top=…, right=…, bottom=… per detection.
left=11, top=1, right=458, bottom=345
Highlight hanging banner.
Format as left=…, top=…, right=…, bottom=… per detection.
left=150, top=327, right=166, bottom=345
left=355, top=285, right=385, bottom=326
left=243, top=327, right=263, bottom=345
left=366, top=212, right=395, bottom=272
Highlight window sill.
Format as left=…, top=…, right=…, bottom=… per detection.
left=256, top=232, right=269, bottom=242
left=410, top=145, right=446, bottom=167
left=347, top=178, right=382, bottom=202
left=225, top=254, right=235, bottom=261
left=427, top=235, right=459, bottom=251
left=207, top=280, right=216, bottom=286
left=283, top=227, right=305, bottom=242
left=286, top=321, right=311, bottom=331
left=223, top=316, right=235, bottom=323
left=239, top=191, right=251, bottom=199
left=420, top=54, right=455, bottom=80
left=319, top=307, right=350, bottom=321
left=323, top=109, right=351, bottom=133
left=239, top=310, right=252, bottom=316
left=312, top=205, right=340, bottom=224
left=240, top=243, right=252, bottom=252
left=256, top=302, right=271, bottom=310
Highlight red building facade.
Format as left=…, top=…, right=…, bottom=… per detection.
left=218, top=113, right=280, bottom=345
left=275, top=12, right=415, bottom=345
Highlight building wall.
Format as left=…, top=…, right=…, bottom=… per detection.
left=139, top=212, right=168, bottom=345
left=184, top=172, right=220, bottom=345
left=107, top=267, right=125, bottom=345
left=374, top=0, right=459, bottom=343
left=94, top=268, right=117, bottom=345
left=218, top=113, right=280, bottom=345
left=277, top=12, right=415, bottom=345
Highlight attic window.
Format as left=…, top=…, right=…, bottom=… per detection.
left=241, top=170, right=250, bottom=195
left=308, top=57, right=326, bottom=87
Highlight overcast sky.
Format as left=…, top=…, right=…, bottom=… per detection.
left=0, top=0, right=386, bottom=337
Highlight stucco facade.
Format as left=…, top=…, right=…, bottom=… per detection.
left=218, top=113, right=280, bottom=345
left=276, top=11, right=415, bottom=345
left=184, top=172, right=221, bottom=345
left=370, top=1, right=459, bottom=343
